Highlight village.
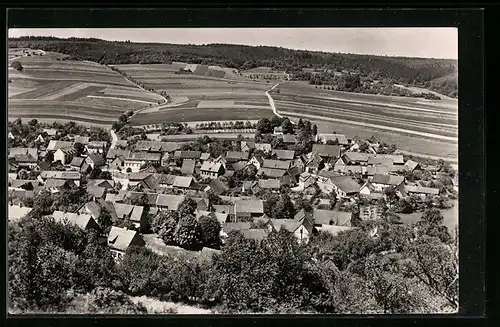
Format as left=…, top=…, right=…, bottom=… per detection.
left=7, top=116, right=458, bottom=260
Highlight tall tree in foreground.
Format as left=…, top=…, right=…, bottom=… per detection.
left=174, top=215, right=202, bottom=250
left=199, top=215, right=222, bottom=248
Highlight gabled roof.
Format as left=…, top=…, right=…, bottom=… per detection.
left=126, top=151, right=161, bottom=161
left=173, top=176, right=193, bottom=188
left=181, top=159, right=196, bottom=175
left=312, top=144, right=341, bottom=158
left=70, top=157, right=85, bottom=167
left=200, top=152, right=211, bottom=161
left=87, top=179, right=115, bottom=189
left=74, top=136, right=90, bottom=145
left=262, top=159, right=291, bottom=170
left=234, top=200, right=264, bottom=214
left=8, top=205, right=33, bottom=222
left=156, top=194, right=185, bottom=210
left=257, top=179, right=281, bottom=189
left=9, top=147, right=38, bottom=158
left=106, top=148, right=131, bottom=160
left=87, top=186, right=106, bottom=198
left=343, top=151, right=371, bottom=163
left=270, top=218, right=314, bottom=234
left=128, top=172, right=152, bottom=181
left=127, top=192, right=159, bottom=206
left=40, top=170, right=81, bottom=180
left=271, top=149, right=295, bottom=160
left=405, top=185, right=440, bottom=195
left=241, top=141, right=256, bottom=151
left=112, top=203, right=144, bottom=222
left=223, top=222, right=252, bottom=233
left=209, top=178, right=229, bottom=195
left=200, top=161, right=223, bottom=173
left=231, top=161, right=248, bottom=172
left=281, top=134, right=297, bottom=144
left=108, top=226, right=140, bottom=252
left=226, top=151, right=249, bottom=161
left=405, top=160, right=420, bottom=171
left=213, top=204, right=234, bottom=215
left=52, top=210, right=95, bottom=229
left=257, top=167, right=287, bottom=178
left=313, top=209, right=336, bottom=225
left=174, top=150, right=201, bottom=159
left=47, top=140, right=74, bottom=151
left=317, top=133, right=349, bottom=145
left=372, top=174, right=405, bottom=186
left=255, top=143, right=272, bottom=151
left=87, top=141, right=107, bottom=148
left=318, top=170, right=342, bottom=179
left=196, top=210, right=228, bottom=224
left=86, top=154, right=105, bottom=166
left=330, top=176, right=360, bottom=194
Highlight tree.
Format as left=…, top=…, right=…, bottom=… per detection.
left=256, top=118, right=273, bottom=134
left=73, top=142, right=85, bottom=156
left=28, top=119, right=38, bottom=127
left=199, top=215, right=222, bottom=248
left=281, top=118, right=294, bottom=134
left=174, top=215, right=202, bottom=250
left=11, top=60, right=23, bottom=71
left=273, top=193, right=296, bottom=219
left=97, top=206, right=113, bottom=234
left=126, top=167, right=132, bottom=173
left=178, top=198, right=197, bottom=218
left=207, top=191, right=223, bottom=206
left=297, top=118, right=304, bottom=130
left=312, top=124, right=318, bottom=136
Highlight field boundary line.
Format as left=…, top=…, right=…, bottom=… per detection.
left=86, top=95, right=157, bottom=105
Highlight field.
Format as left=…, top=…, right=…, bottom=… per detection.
left=8, top=50, right=164, bottom=126
left=113, top=63, right=275, bottom=125
left=273, top=81, right=458, bottom=159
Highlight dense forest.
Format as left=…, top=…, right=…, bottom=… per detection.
left=9, top=36, right=458, bottom=97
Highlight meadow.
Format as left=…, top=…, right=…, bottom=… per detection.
left=8, top=50, right=164, bottom=125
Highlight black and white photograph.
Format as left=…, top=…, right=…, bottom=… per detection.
left=7, top=26, right=459, bottom=315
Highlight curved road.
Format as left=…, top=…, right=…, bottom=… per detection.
left=266, top=82, right=283, bottom=118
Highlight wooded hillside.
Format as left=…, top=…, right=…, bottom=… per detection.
left=9, top=36, right=458, bottom=97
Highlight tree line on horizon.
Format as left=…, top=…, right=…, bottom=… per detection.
left=9, top=36, right=458, bottom=98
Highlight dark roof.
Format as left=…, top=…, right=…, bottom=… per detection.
left=70, top=157, right=85, bottom=167
left=257, top=167, right=287, bottom=178
left=174, top=151, right=201, bottom=159
left=331, top=176, right=360, bottom=194
left=226, top=151, right=249, bottom=161
left=312, top=144, right=341, bottom=158
left=262, top=159, right=291, bottom=170
left=272, top=149, right=295, bottom=160
left=87, top=186, right=106, bottom=198
left=209, top=178, right=229, bottom=195
left=86, top=154, right=105, bottom=166
left=313, top=209, right=336, bottom=225
left=181, top=159, right=196, bottom=175
left=372, top=174, right=405, bottom=186
left=232, top=161, right=248, bottom=172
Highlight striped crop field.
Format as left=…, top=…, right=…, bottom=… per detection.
left=8, top=51, right=164, bottom=126
left=117, top=63, right=275, bottom=125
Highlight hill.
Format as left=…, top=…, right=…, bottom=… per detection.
left=9, top=36, right=457, bottom=96
left=8, top=48, right=165, bottom=126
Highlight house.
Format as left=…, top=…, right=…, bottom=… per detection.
left=269, top=217, right=315, bottom=244
left=8, top=131, right=15, bottom=140
left=213, top=204, right=235, bottom=219
left=316, top=133, right=349, bottom=146
left=231, top=161, right=248, bottom=172
left=85, top=154, right=105, bottom=169
left=196, top=210, right=229, bottom=225
left=9, top=148, right=38, bottom=161
left=47, top=140, right=74, bottom=151
left=225, top=151, right=249, bottom=163
left=52, top=210, right=100, bottom=230
left=281, top=134, right=297, bottom=144
left=257, top=167, right=287, bottom=179
left=255, top=143, right=272, bottom=153
left=404, top=185, right=440, bottom=197
left=291, top=158, right=305, bottom=172
left=200, top=161, right=225, bottom=179
left=304, top=152, right=323, bottom=174
left=368, top=136, right=381, bottom=146
left=135, top=140, right=183, bottom=153
left=70, top=156, right=85, bottom=170
left=405, top=160, right=421, bottom=172
left=234, top=200, right=264, bottom=221
left=44, top=179, right=77, bottom=193
left=371, top=174, right=405, bottom=191
left=106, top=149, right=131, bottom=164
left=262, top=159, right=291, bottom=170
left=111, top=203, right=145, bottom=230
left=312, top=144, right=341, bottom=160
left=43, top=128, right=58, bottom=137
left=87, top=186, right=107, bottom=199
left=174, top=151, right=202, bottom=160
left=124, top=152, right=161, bottom=172
left=53, top=147, right=77, bottom=165
left=271, top=149, right=295, bottom=161
left=312, top=209, right=336, bottom=226
left=207, top=178, right=229, bottom=195
left=330, top=176, right=361, bottom=198
left=317, top=225, right=352, bottom=237
left=86, top=141, right=107, bottom=154
left=8, top=204, right=33, bottom=222
left=273, top=126, right=284, bottom=135
left=280, top=174, right=298, bottom=187
left=360, top=204, right=383, bottom=221
left=253, top=179, right=281, bottom=192
left=11, top=154, right=38, bottom=169
left=9, top=179, right=39, bottom=191
left=107, top=226, right=146, bottom=260
left=39, top=171, right=81, bottom=186
left=35, top=134, right=45, bottom=143
left=241, top=141, right=256, bottom=152
left=74, top=136, right=90, bottom=145
left=298, top=172, right=317, bottom=190
left=248, top=156, right=264, bottom=170
left=156, top=194, right=185, bottom=211
left=181, top=159, right=196, bottom=175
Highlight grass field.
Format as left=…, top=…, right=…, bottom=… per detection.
left=8, top=50, right=164, bottom=126
left=115, top=63, right=274, bottom=125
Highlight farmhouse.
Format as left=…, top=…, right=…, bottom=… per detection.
left=248, top=156, right=264, bottom=170
left=174, top=151, right=202, bottom=160
left=371, top=174, right=405, bottom=191
left=269, top=217, right=315, bottom=244
left=106, top=149, right=131, bottom=164
left=39, top=171, right=81, bottom=186
left=316, top=133, right=349, bottom=146
left=86, top=141, right=107, bottom=154
left=404, top=185, right=440, bottom=197
left=108, top=226, right=145, bottom=260
left=52, top=210, right=100, bottom=231
left=85, top=154, right=106, bottom=169
left=54, top=147, right=77, bottom=165
left=124, top=152, right=161, bottom=172
left=312, top=144, right=341, bottom=160
left=271, top=149, right=295, bottom=160
left=257, top=167, right=287, bottom=179
left=225, top=151, right=249, bottom=163
left=172, top=176, right=194, bottom=189
left=234, top=200, right=264, bottom=221
left=340, top=152, right=371, bottom=166
left=405, top=160, right=421, bottom=172
left=330, top=176, right=360, bottom=198
left=262, top=159, right=291, bottom=170
left=200, top=161, right=225, bottom=179
left=156, top=194, right=185, bottom=211
left=10, top=153, right=38, bottom=169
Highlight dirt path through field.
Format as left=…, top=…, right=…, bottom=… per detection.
left=266, top=82, right=283, bottom=118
